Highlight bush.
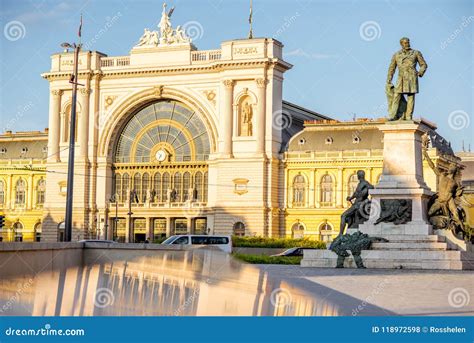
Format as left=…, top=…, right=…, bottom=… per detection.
left=232, top=236, right=326, bottom=249
left=232, top=253, right=302, bottom=265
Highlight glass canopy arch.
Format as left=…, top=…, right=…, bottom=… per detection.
left=115, top=100, right=211, bottom=163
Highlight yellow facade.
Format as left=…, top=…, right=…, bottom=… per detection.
left=0, top=130, right=48, bottom=242
left=283, top=120, right=460, bottom=242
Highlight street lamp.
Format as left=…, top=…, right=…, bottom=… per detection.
left=62, top=41, right=83, bottom=242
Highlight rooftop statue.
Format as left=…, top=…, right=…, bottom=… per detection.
left=134, top=2, right=191, bottom=49
left=386, top=37, right=427, bottom=121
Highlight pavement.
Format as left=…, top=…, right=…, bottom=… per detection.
left=257, top=265, right=474, bottom=316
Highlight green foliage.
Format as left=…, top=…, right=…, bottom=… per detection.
left=153, top=237, right=167, bottom=244
left=232, top=236, right=326, bottom=249
left=232, top=253, right=302, bottom=265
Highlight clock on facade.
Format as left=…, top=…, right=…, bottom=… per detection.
left=155, top=149, right=167, bottom=162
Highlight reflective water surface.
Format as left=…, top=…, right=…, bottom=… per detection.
left=0, top=247, right=343, bottom=316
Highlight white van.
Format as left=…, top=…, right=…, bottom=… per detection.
left=161, top=235, right=232, bottom=253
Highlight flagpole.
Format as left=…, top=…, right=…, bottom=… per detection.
left=248, top=0, right=253, bottom=39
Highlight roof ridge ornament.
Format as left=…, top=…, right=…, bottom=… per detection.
left=134, top=2, right=191, bottom=49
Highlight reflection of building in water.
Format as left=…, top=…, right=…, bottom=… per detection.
left=1, top=248, right=340, bottom=316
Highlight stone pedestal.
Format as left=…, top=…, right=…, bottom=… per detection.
left=360, top=120, right=434, bottom=233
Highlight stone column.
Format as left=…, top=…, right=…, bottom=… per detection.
left=48, top=90, right=62, bottom=162
left=125, top=217, right=131, bottom=243
left=255, top=78, right=267, bottom=154
left=27, top=174, right=33, bottom=210
left=146, top=217, right=153, bottom=241
left=187, top=217, right=193, bottom=234
left=78, top=88, right=91, bottom=160
left=165, top=217, right=172, bottom=237
left=222, top=79, right=234, bottom=157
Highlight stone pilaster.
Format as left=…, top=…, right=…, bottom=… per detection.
left=255, top=78, right=267, bottom=154
left=79, top=88, right=91, bottom=160
left=48, top=90, right=62, bottom=162
left=222, top=79, right=234, bottom=157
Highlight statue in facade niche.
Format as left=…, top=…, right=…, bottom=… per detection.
left=241, top=101, right=253, bottom=136
left=339, top=170, right=373, bottom=236
left=422, top=134, right=473, bottom=242
left=387, top=37, right=427, bottom=121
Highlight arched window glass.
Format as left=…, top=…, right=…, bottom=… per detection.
left=162, top=172, right=170, bottom=201
left=319, top=222, right=333, bottom=243
left=183, top=172, right=190, bottom=201
left=58, top=222, right=65, bottom=242
left=34, top=222, right=42, bottom=242
left=36, top=179, right=46, bottom=205
left=15, top=179, right=26, bottom=205
left=233, top=222, right=245, bottom=237
left=142, top=173, right=149, bottom=202
left=154, top=173, right=161, bottom=202
left=133, top=173, right=142, bottom=202
left=348, top=174, right=358, bottom=197
left=114, top=174, right=122, bottom=202
left=320, top=174, right=333, bottom=206
left=0, top=180, right=5, bottom=205
left=203, top=172, right=208, bottom=202
left=121, top=173, right=129, bottom=202
left=195, top=172, right=203, bottom=202
left=13, top=222, right=23, bottom=242
left=174, top=172, right=182, bottom=202
left=291, top=223, right=305, bottom=239
left=293, top=175, right=306, bottom=206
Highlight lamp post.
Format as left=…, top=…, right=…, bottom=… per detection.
left=62, top=41, right=83, bottom=242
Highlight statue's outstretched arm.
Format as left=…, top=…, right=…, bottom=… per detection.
left=423, top=149, right=440, bottom=176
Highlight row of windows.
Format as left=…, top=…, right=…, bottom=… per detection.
left=292, top=173, right=380, bottom=206
left=0, top=222, right=42, bottom=242
left=0, top=178, right=45, bottom=206
left=113, top=171, right=208, bottom=203
left=291, top=222, right=334, bottom=242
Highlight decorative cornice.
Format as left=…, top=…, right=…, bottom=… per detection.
left=222, top=79, right=234, bottom=88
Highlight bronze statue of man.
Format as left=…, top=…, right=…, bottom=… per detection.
left=387, top=37, right=427, bottom=120
left=339, top=170, right=374, bottom=236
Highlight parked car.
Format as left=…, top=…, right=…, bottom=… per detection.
left=270, top=247, right=315, bottom=257
left=161, top=235, right=232, bottom=253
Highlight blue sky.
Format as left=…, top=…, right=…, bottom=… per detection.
left=0, top=0, right=472, bottom=151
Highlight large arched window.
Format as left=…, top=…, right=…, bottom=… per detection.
left=114, top=174, right=122, bottom=202
left=292, top=174, right=306, bottom=207
left=320, top=174, right=333, bottom=206
left=318, top=221, right=333, bottom=243
left=0, top=179, right=5, bottom=205
left=291, top=222, right=305, bottom=239
left=162, top=172, right=170, bottom=201
left=233, top=222, right=245, bottom=237
left=121, top=173, right=129, bottom=202
left=133, top=173, right=142, bottom=201
left=36, top=179, right=46, bottom=205
left=348, top=173, right=358, bottom=197
left=142, top=173, right=150, bottom=202
left=183, top=172, right=191, bottom=201
left=115, top=100, right=211, bottom=163
left=15, top=179, right=26, bottom=205
left=34, top=222, right=42, bottom=242
left=195, top=172, right=203, bottom=202
left=174, top=172, right=182, bottom=202
left=154, top=173, right=161, bottom=202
